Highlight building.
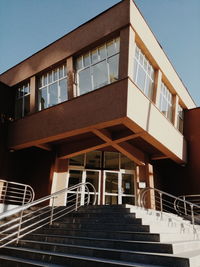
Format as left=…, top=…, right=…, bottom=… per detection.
left=0, top=0, right=199, bottom=207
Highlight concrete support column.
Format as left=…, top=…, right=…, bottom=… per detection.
left=119, top=26, right=136, bottom=80
left=30, top=76, right=37, bottom=114
left=173, top=94, right=179, bottom=128
left=66, top=57, right=75, bottom=99
left=154, top=69, right=162, bottom=107
left=136, top=163, right=155, bottom=209
left=50, top=158, right=68, bottom=206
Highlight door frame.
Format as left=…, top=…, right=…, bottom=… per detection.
left=66, top=168, right=101, bottom=205
left=103, top=169, right=136, bottom=205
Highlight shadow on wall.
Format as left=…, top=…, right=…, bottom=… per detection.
left=6, top=147, right=56, bottom=200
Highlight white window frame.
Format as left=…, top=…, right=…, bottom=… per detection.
left=159, top=82, right=173, bottom=122
left=177, top=104, right=184, bottom=133
left=133, top=45, right=155, bottom=99
left=15, top=83, right=30, bottom=118
left=75, top=37, right=120, bottom=96
left=38, top=64, right=67, bottom=110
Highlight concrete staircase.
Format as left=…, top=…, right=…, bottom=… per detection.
left=0, top=205, right=200, bottom=266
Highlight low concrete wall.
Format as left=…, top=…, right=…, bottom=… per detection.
left=0, top=203, right=19, bottom=214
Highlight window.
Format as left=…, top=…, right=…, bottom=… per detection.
left=159, top=82, right=173, bottom=122
left=15, top=83, right=30, bottom=119
left=69, top=151, right=136, bottom=171
left=86, top=151, right=101, bottom=169
left=38, top=64, right=67, bottom=110
left=104, top=152, right=120, bottom=170
left=133, top=45, right=155, bottom=99
left=76, top=37, right=120, bottom=96
left=177, top=104, right=184, bottom=133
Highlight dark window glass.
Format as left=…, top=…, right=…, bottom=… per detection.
left=59, top=78, right=68, bottom=102
left=104, top=152, right=119, bottom=170
left=40, top=87, right=48, bottom=110
left=24, top=95, right=30, bottom=115
left=108, top=54, right=119, bottom=83
left=86, top=151, right=101, bottom=169
left=92, top=60, right=108, bottom=89
left=49, top=82, right=58, bottom=107
left=121, top=154, right=135, bottom=170
left=69, top=154, right=84, bottom=166
left=105, top=172, right=118, bottom=193
left=79, top=68, right=92, bottom=94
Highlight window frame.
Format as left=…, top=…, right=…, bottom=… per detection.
left=38, top=64, right=67, bottom=111
left=177, top=104, right=184, bottom=133
left=75, top=37, right=120, bottom=96
left=133, top=45, right=155, bottom=100
left=15, top=82, right=30, bottom=119
left=159, top=81, right=173, bottom=122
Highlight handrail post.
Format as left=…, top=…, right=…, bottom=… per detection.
left=75, top=188, right=79, bottom=211
left=50, top=196, right=56, bottom=225
left=23, top=185, right=27, bottom=205
left=16, top=209, right=24, bottom=244
left=16, top=185, right=28, bottom=244
left=2, top=182, right=8, bottom=204
left=183, top=196, right=187, bottom=215
left=159, top=192, right=163, bottom=219
left=190, top=204, right=195, bottom=231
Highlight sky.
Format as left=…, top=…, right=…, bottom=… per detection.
left=0, top=0, right=199, bottom=105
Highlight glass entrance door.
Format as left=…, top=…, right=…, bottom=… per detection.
left=104, top=170, right=135, bottom=205
left=85, top=170, right=101, bottom=205
left=67, top=169, right=101, bottom=205
left=104, top=171, right=119, bottom=205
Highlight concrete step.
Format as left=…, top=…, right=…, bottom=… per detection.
left=2, top=243, right=199, bottom=267
left=50, top=222, right=150, bottom=232
left=24, top=234, right=173, bottom=253
left=57, top=216, right=143, bottom=224
left=25, top=234, right=200, bottom=254
left=0, top=254, right=64, bottom=267
left=0, top=246, right=165, bottom=267
left=50, top=220, right=193, bottom=234
left=78, top=206, right=131, bottom=213
left=36, top=226, right=196, bottom=242
left=80, top=204, right=127, bottom=209
left=35, top=228, right=161, bottom=241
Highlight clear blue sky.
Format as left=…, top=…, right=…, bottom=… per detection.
left=0, top=0, right=199, bottom=105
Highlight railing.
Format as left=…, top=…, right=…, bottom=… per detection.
left=0, top=182, right=96, bottom=248
left=0, top=179, right=35, bottom=206
left=139, top=187, right=200, bottom=235
left=174, top=194, right=200, bottom=224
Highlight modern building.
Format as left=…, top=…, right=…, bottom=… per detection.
left=0, top=0, right=199, bottom=207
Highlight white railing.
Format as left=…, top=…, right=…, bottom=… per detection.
left=139, top=187, right=200, bottom=237
left=0, top=182, right=96, bottom=248
left=0, top=179, right=35, bottom=206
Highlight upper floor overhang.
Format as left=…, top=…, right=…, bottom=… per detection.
left=8, top=78, right=187, bottom=165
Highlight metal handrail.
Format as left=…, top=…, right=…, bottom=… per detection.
left=139, top=187, right=200, bottom=237
left=174, top=194, right=200, bottom=219
left=0, top=179, right=35, bottom=206
left=0, top=182, right=96, bottom=248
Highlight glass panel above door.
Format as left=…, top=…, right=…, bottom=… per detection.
left=104, top=152, right=119, bottom=170
left=69, top=154, right=84, bottom=166
left=120, top=154, right=136, bottom=170
left=86, top=151, right=101, bottom=169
